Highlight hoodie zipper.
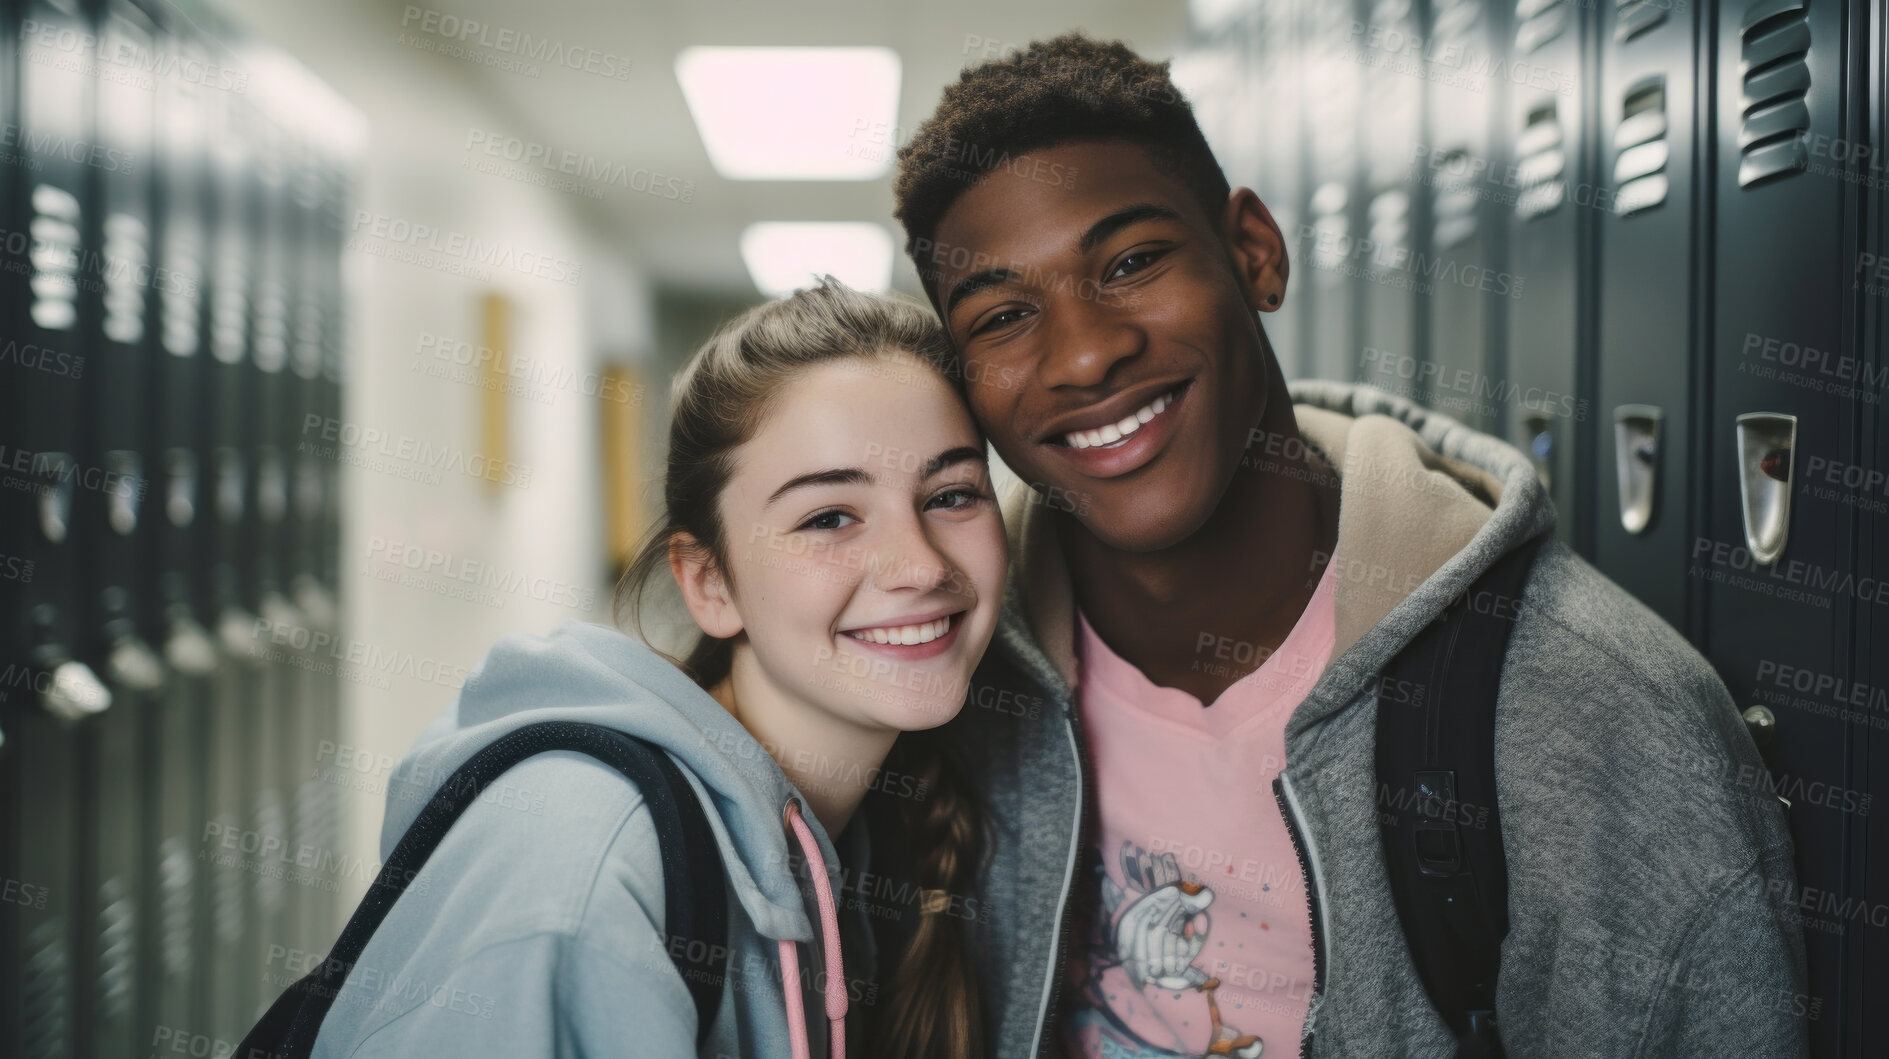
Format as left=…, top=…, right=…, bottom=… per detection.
left=1274, top=771, right=1329, bottom=1059
left=1029, top=696, right=1095, bottom=1058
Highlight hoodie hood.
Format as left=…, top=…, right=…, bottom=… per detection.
left=992, top=378, right=1558, bottom=724
left=378, top=619, right=832, bottom=944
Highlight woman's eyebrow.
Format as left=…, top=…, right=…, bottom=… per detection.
left=763, top=445, right=988, bottom=509
left=765, top=467, right=871, bottom=508
left=926, top=446, right=989, bottom=477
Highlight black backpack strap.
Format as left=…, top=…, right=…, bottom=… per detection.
left=239, top=720, right=728, bottom=1057
left=1376, top=534, right=1546, bottom=1058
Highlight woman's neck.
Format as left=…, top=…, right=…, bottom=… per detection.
left=709, top=651, right=899, bottom=837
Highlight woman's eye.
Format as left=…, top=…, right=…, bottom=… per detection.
left=798, top=509, right=857, bottom=532
left=1109, top=248, right=1167, bottom=281
left=928, top=487, right=988, bottom=511
left=974, top=306, right=1034, bottom=335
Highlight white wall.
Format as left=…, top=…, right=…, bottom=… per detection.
left=225, top=0, right=655, bottom=912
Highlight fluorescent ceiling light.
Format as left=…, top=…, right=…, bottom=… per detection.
left=740, top=222, right=893, bottom=298
left=676, top=46, right=901, bottom=180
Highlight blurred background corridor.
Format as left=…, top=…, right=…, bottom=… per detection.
left=2, top=0, right=1887, bottom=1054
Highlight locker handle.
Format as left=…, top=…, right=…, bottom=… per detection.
left=1734, top=413, right=1796, bottom=565
left=164, top=610, right=220, bottom=677
left=41, top=657, right=113, bottom=723
left=108, top=635, right=167, bottom=693
left=1614, top=405, right=1661, bottom=534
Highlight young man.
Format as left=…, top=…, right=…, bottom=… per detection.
left=890, top=33, right=1807, bottom=1059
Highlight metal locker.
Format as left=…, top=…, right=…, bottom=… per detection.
left=76, top=1, right=165, bottom=1054
left=1302, top=0, right=1367, bottom=384
left=203, top=62, right=263, bottom=1040
left=1707, top=0, right=1856, bottom=1054
left=1415, top=0, right=1512, bottom=436
left=1502, top=0, right=1591, bottom=547
left=244, top=98, right=300, bottom=1027
left=1, top=2, right=116, bottom=1056
left=1252, top=0, right=1307, bottom=382
left=1351, top=0, right=1424, bottom=401
left=1592, top=0, right=1702, bottom=630
left=145, top=16, right=219, bottom=1046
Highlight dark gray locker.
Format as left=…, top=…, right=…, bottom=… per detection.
left=246, top=103, right=298, bottom=1027
left=1592, top=1, right=1703, bottom=630
left=1706, top=0, right=1854, bottom=1054
left=78, top=3, right=165, bottom=1054
left=1503, top=0, right=1590, bottom=547
left=1252, top=0, right=1307, bottom=382
left=1303, top=0, right=1367, bottom=383
left=1416, top=0, right=1512, bottom=436
left=203, top=66, right=262, bottom=1041
left=1352, top=0, right=1425, bottom=399
left=2, top=1, right=113, bottom=1055
left=146, top=15, right=214, bottom=1046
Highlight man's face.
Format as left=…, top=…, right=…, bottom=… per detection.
left=924, top=139, right=1282, bottom=552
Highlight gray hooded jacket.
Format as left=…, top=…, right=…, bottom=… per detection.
left=940, top=379, right=1808, bottom=1058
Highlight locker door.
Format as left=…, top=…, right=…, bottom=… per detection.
left=1303, top=0, right=1367, bottom=383
left=203, top=66, right=261, bottom=1041
left=78, top=2, right=164, bottom=1054
left=246, top=103, right=300, bottom=1022
left=146, top=19, right=218, bottom=1043
left=1253, top=0, right=1307, bottom=381
left=1706, top=1, right=1855, bottom=1054
left=1416, top=0, right=1512, bottom=436
left=0, top=2, right=113, bottom=1056
left=1592, top=0, right=1702, bottom=630
left=1503, top=0, right=1591, bottom=546
left=1353, top=0, right=1424, bottom=400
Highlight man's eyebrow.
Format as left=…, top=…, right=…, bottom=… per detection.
left=765, top=468, right=871, bottom=509
left=1078, top=202, right=1184, bottom=255
left=945, top=267, right=1020, bottom=318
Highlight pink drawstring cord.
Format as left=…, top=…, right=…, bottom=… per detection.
left=778, top=799, right=847, bottom=1059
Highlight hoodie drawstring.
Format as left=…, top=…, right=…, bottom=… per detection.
left=779, top=799, right=846, bottom=1059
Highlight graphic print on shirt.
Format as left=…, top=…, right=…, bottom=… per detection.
left=1070, top=841, right=1265, bottom=1058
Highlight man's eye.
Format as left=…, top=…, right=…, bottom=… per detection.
left=1109, top=249, right=1168, bottom=281
left=798, top=509, right=857, bottom=532
left=974, top=306, right=1034, bottom=335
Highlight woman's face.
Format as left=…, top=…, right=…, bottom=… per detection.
left=703, top=352, right=1007, bottom=735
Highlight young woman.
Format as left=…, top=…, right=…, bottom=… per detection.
left=309, top=278, right=1006, bottom=1059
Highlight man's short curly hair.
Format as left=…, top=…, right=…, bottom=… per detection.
left=892, top=32, right=1230, bottom=301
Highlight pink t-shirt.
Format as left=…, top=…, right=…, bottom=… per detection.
left=1058, top=555, right=1337, bottom=1059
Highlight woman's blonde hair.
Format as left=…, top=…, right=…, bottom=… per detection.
left=616, top=276, right=986, bottom=1058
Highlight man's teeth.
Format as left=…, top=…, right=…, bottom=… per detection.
left=845, top=614, right=953, bottom=645
left=1063, top=386, right=1180, bottom=449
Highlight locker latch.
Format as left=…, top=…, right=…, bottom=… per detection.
left=1734, top=412, right=1796, bottom=565
left=1614, top=405, right=1661, bottom=534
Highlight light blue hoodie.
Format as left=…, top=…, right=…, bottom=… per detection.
left=309, top=620, right=882, bottom=1058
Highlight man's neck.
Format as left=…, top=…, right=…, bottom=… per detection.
left=1059, top=394, right=1340, bottom=707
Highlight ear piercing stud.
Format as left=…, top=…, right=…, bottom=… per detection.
left=1266, top=293, right=1279, bottom=305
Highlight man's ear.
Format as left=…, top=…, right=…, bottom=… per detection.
left=1222, top=187, right=1290, bottom=313
left=668, top=532, right=744, bottom=639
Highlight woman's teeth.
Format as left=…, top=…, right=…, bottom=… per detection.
left=844, top=614, right=953, bottom=645
left=1062, top=385, right=1181, bottom=449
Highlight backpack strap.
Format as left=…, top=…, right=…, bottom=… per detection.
left=240, top=720, right=728, bottom=1057
left=1375, top=534, right=1546, bottom=1058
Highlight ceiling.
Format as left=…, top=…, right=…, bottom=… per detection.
left=356, top=0, right=1191, bottom=296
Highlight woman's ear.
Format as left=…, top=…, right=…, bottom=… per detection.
left=668, top=532, right=744, bottom=639
left=1222, top=186, right=1290, bottom=313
